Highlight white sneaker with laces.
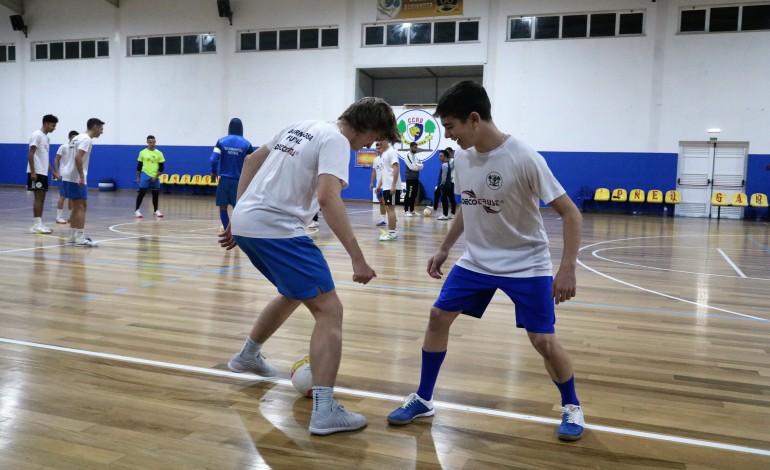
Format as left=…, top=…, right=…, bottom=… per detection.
left=307, top=220, right=320, bottom=229
left=378, top=232, right=398, bottom=241
left=55, top=217, right=68, bottom=224
left=74, top=236, right=97, bottom=247
left=31, top=224, right=53, bottom=234
left=227, top=352, right=278, bottom=377
left=135, top=210, right=143, bottom=218
left=404, top=211, right=413, bottom=217
left=448, top=213, right=455, bottom=219
left=309, top=401, right=367, bottom=435
left=153, top=210, right=164, bottom=218
left=437, top=215, right=449, bottom=220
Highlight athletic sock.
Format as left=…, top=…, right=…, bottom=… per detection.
left=69, top=228, right=76, bottom=239
left=34, top=217, right=42, bottom=226
left=416, top=348, right=447, bottom=401
left=312, top=386, right=334, bottom=413
left=553, top=376, right=580, bottom=406
left=219, top=209, right=230, bottom=229
left=75, top=229, right=85, bottom=240
left=57, top=209, right=63, bottom=219
left=241, top=337, right=262, bottom=357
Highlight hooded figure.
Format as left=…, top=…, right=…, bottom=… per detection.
left=210, top=118, right=254, bottom=228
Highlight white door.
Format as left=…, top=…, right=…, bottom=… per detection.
left=675, top=141, right=748, bottom=219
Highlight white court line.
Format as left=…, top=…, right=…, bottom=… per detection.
left=717, top=248, right=747, bottom=278
left=1, top=337, right=769, bottom=457
left=0, top=234, right=147, bottom=254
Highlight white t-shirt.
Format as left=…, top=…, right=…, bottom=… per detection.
left=27, top=130, right=50, bottom=174
left=372, top=155, right=383, bottom=187
left=231, top=120, right=350, bottom=238
left=453, top=135, right=565, bottom=277
left=61, top=133, right=94, bottom=184
left=379, top=147, right=401, bottom=190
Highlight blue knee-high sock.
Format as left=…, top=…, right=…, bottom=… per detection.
left=554, top=376, right=580, bottom=406
left=219, top=209, right=230, bottom=228
left=416, top=349, right=447, bottom=401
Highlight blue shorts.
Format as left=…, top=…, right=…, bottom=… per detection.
left=139, top=172, right=161, bottom=189
left=216, top=177, right=239, bottom=206
left=375, top=188, right=384, bottom=200
left=61, top=181, right=88, bottom=200
left=434, top=265, right=556, bottom=333
left=233, top=235, right=334, bottom=300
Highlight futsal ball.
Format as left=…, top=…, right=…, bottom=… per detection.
left=290, top=356, right=313, bottom=398
left=423, top=207, right=433, bottom=217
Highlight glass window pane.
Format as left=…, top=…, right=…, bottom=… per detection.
left=387, top=24, right=408, bottom=45
left=131, top=38, right=145, bottom=55
left=742, top=5, right=770, bottom=31
left=510, top=17, right=532, bottom=39
left=259, top=31, right=277, bottom=50
left=563, top=15, right=587, bottom=38
left=321, top=28, right=338, bottom=47
left=50, top=42, right=64, bottom=60
left=279, top=30, right=297, bottom=49
left=148, top=36, right=164, bottom=55
left=65, top=41, right=80, bottom=59
left=433, top=21, right=455, bottom=43
left=535, top=16, right=559, bottom=39
left=410, top=23, right=431, bottom=44
left=201, top=34, right=216, bottom=52
left=183, top=35, right=199, bottom=54
left=299, top=28, right=319, bottom=49
left=0, top=47, right=5, bottom=62
left=35, top=43, right=48, bottom=60
left=165, top=36, right=181, bottom=55
left=81, top=40, right=96, bottom=58
left=680, top=9, right=706, bottom=32
left=458, top=21, right=479, bottom=41
left=619, top=13, right=644, bottom=35
left=590, top=13, right=616, bottom=37
left=241, top=32, right=256, bottom=51
left=364, top=26, right=383, bottom=45
left=97, top=40, right=109, bottom=57
left=710, top=6, right=739, bottom=32
left=8, top=45, right=14, bottom=61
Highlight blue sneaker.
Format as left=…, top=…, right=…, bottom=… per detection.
left=376, top=220, right=387, bottom=226
left=557, top=404, right=585, bottom=441
left=387, top=393, right=434, bottom=425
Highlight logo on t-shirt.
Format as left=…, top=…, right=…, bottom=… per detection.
left=486, top=172, right=502, bottom=190
left=461, top=189, right=503, bottom=214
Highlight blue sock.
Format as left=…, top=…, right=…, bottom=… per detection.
left=219, top=209, right=230, bottom=228
left=416, top=349, right=446, bottom=401
left=554, top=376, right=580, bottom=406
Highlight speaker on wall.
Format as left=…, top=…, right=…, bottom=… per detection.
left=10, top=15, right=28, bottom=37
left=216, top=0, right=233, bottom=25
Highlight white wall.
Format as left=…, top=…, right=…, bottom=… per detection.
left=0, top=0, right=768, bottom=153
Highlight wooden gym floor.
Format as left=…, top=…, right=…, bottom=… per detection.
left=0, top=187, right=768, bottom=469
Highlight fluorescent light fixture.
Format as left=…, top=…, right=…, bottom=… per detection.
left=707, top=128, right=722, bottom=133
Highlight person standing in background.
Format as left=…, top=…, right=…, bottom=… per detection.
left=53, top=130, right=79, bottom=224
left=27, top=114, right=58, bottom=234
left=211, top=118, right=253, bottom=230
left=135, top=135, right=165, bottom=218
left=403, top=141, right=423, bottom=216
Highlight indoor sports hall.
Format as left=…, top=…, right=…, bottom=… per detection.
left=1, top=1, right=769, bottom=468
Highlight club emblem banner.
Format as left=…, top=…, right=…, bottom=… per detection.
left=377, top=0, right=463, bottom=20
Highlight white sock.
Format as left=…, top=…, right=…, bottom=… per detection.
left=312, top=386, right=334, bottom=413
left=69, top=228, right=76, bottom=240
left=76, top=229, right=85, bottom=239
left=242, top=337, right=262, bottom=357
left=34, top=217, right=42, bottom=226
left=57, top=209, right=63, bottom=218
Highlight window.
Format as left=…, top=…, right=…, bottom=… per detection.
left=509, top=11, right=644, bottom=40
left=34, top=38, right=108, bottom=60
left=363, top=19, right=479, bottom=46
left=129, top=33, right=215, bottom=56
left=239, top=26, right=339, bottom=52
left=0, top=44, right=15, bottom=63
left=679, top=3, right=770, bottom=33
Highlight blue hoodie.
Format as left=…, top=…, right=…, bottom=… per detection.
left=210, top=118, right=254, bottom=179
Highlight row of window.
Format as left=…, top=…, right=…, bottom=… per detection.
left=129, top=33, right=216, bottom=56
left=239, top=27, right=338, bottom=52
left=34, top=39, right=109, bottom=61
left=680, top=4, right=770, bottom=33
left=363, top=19, right=479, bottom=46
left=0, top=44, right=15, bottom=62
left=509, top=11, right=644, bottom=40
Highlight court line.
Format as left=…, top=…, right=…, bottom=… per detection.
left=749, top=238, right=770, bottom=253
left=1, top=336, right=768, bottom=457
left=717, top=248, right=747, bottom=278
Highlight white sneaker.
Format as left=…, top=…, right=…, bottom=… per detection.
left=31, top=224, right=53, bottom=234
left=378, top=232, right=398, bottom=241
left=153, top=210, right=164, bottom=218
left=448, top=213, right=455, bottom=219
left=307, top=221, right=320, bottom=229
left=410, top=211, right=417, bottom=216
left=227, top=352, right=278, bottom=377
left=437, top=215, right=449, bottom=220
left=309, top=401, right=367, bottom=435
left=55, top=217, right=68, bottom=224
left=404, top=212, right=413, bottom=217
left=74, top=236, right=97, bottom=247
left=135, top=210, right=143, bottom=218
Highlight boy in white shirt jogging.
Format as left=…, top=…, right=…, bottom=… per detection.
left=386, top=81, right=586, bottom=441
left=219, top=97, right=399, bottom=436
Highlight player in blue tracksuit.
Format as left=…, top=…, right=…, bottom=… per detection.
left=210, top=118, right=254, bottom=229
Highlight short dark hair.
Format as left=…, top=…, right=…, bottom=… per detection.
left=338, top=97, right=399, bottom=143
left=435, top=80, right=492, bottom=122
left=43, top=114, right=58, bottom=124
left=410, top=142, right=418, bottom=147
left=439, top=150, right=449, bottom=159
left=147, top=135, right=156, bottom=141
left=68, top=130, right=79, bottom=138
left=87, top=118, right=105, bottom=129
left=444, top=147, right=454, bottom=154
